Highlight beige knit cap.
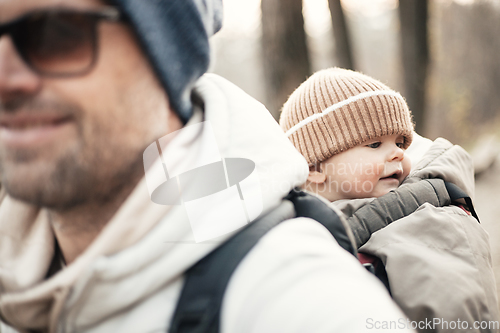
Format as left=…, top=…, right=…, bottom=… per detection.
left=280, top=68, right=414, bottom=165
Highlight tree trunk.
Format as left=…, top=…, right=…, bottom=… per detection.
left=261, top=0, right=311, bottom=119
left=328, top=0, right=354, bottom=70
left=399, top=0, right=429, bottom=134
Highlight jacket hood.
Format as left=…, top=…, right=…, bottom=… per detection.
left=0, top=74, right=309, bottom=331
left=406, top=137, right=475, bottom=198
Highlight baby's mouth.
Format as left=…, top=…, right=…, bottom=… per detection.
left=381, top=170, right=402, bottom=180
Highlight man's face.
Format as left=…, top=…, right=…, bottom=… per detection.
left=312, top=134, right=411, bottom=201
left=0, top=0, right=179, bottom=209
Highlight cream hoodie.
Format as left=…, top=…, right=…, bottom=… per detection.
left=0, top=74, right=411, bottom=333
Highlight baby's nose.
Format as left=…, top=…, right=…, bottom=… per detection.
left=389, top=146, right=405, bottom=161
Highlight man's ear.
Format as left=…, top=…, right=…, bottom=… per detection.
left=307, top=164, right=327, bottom=184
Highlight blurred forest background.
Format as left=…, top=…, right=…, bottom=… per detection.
left=210, top=0, right=500, bottom=149
left=209, top=0, right=500, bottom=306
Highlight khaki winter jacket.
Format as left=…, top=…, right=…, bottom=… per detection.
left=333, top=138, right=500, bottom=333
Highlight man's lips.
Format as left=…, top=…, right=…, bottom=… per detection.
left=0, top=113, right=73, bottom=128
left=0, top=113, right=74, bottom=147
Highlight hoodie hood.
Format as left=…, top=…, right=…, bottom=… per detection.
left=0, top=74, right=309, bottom=332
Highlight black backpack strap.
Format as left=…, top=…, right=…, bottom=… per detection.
left=169, top=190, right=355, bottom=333
left=169, top=200, right=295, bottom=333
left=444, top=181, right=480, bottom=222
left=285, top=189, right=356, bottom=256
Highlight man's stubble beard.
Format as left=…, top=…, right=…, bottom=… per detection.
left=0, top=101, right=146, bottom=211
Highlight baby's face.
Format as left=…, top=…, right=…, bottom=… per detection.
left=317, top=134, right=411, bottom=201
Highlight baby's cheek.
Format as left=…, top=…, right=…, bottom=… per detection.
left=376, top=163, right=386, bottom=177
left=353, top=163, right=380, bottom=189
left=402, top=156, right=412, bottom=177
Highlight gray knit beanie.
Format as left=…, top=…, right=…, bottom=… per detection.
left=113, top=0, right=223, bottom=124
left=280, top=68, right=414, bottom=165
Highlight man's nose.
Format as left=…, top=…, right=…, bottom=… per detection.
left=0, top=36, right=41, bottom=104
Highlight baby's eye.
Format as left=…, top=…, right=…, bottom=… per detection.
left=367, top=142, right=381, bottom=148
left=396, top=142, right=404, bottom=148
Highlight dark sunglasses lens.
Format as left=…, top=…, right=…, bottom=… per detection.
left=14, top=12, right=96, bottom=76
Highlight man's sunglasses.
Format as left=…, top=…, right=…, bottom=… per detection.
left=0, top=8, right=122, bottom=77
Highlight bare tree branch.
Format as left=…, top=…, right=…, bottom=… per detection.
left=261, top=0, right=311, bottom=119
left=399, top=0, right=429, bottom=134
left=328, top=0, right=354, bottom=70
